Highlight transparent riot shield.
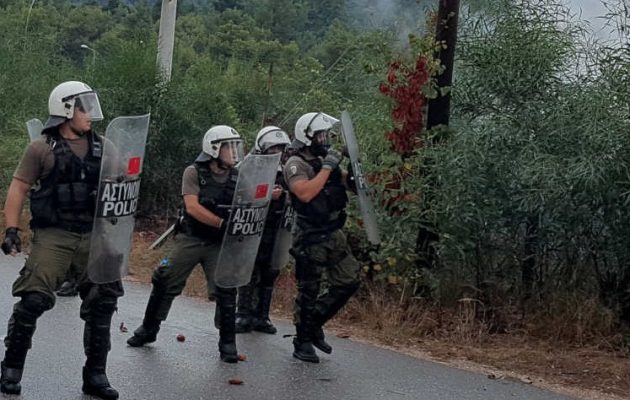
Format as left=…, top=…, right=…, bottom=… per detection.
left=215, top=152, right=282, bottom=288
left=270, top=201, right=295, bottom=271
left=26, top=118, right=43, bottom=142
left=88, top=114, right=151, bottom=283
left=340, top=111, right=381, bottom=245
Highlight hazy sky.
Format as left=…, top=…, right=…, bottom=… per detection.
left=567, top=0, right=620, bottom=39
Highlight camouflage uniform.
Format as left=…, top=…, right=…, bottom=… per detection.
left=284, top=149, right=360, bottom=362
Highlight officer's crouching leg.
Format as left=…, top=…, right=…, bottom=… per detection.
left=127, top=268, right=180, bottom=347
left=1, top=292, right=53, bottom=394
left=80, top=285, right=120, bottom=400
left=214, top=287, right=238, bottom=363
left=311, top=280, right=361, bottom=355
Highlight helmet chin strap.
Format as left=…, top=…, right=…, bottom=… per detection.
left=69, top=125, right=87, bottom=136
left=60, top=119, right=87, bottom=138
left=213, top=157, right=231, bottom=171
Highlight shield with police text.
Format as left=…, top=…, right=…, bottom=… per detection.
left=26, top=118, right=43, bottom=142
left=270, top=201, right=295, bottom=271
left=340, top=111, right=380, bottom=245
left=87, top=114, right=151, bottom=283
left=215, top=152, right=282, bottom=288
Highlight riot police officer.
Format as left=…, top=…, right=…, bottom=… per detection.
left=235, top=126, right=292, bottom=334
left=283, top=112, right=361, bottom=363
left=127, top=126, right=244, bottom=363
left=0, top=81, right=121, bottom=399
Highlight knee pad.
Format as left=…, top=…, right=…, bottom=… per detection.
left=93, top=297, right=118, bottom=316
left=82, top=296, right=117, bottom=322
left=19, top=292, right=53, bottom=318
left=329, top=282, right=360, bottom=301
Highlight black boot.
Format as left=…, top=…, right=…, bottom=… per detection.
left=216, top=289, right=238, bottom=363
left=235, top=283, right=255, bottom=334
left=253, top=287, right=277, bottom=334
left=82, top=367, right=119, bottom=400
left=56, top=279, right=78, bottom=297
left=218, top=339, right=238, bottom=363
left=127, top=291, right=165, bottom=347
left=292, top=325, right=319, bottom=363
left=312, top=326, right=332, bottom=354
left=0, top=361, right=22, bottom=395
left=82, top=296, right=118, bottom=400
left=292, top=338, right=319, bottom=363
left=127, top=323, right=160, bottom=347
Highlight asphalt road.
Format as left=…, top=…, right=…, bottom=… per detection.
left=0, top=254, right=575, bottom=400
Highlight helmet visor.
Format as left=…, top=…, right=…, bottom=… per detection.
left=311, top=130, right=331, bottom=147
left=257, top=128, right=290, bottom=153
left=219, top=140, right=244, bottom=167
left=265, top=144, right=287, bottom=155
left=74, top=92, right=103, bottom=121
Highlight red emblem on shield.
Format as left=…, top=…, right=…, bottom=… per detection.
left=255, top=184, right=269, bottom=199
left=127, top=157, right=141, bottom=175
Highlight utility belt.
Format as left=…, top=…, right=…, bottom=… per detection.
left=30, top=219, right=93, bottom=234
left=58, top=221, right=93, bottom=234
left=295, top=211, right=346, bottom=246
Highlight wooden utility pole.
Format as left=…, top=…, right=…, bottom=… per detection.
left=427, top=0, right=460, bottom=129
left=416, top=0, right=460, bottom=271
left=157, top=0, right=178, bottom=82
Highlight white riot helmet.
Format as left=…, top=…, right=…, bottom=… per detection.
left=196, top=125, right=244, bottom=167
left=293, top=112, right=339, bottom=147
left=43, top=81, right=103, bottom=130
left=254, top=126, right=291, bottom=154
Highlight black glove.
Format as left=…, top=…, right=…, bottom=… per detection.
left=346, top=161, right=358, bottom=194
left=322, top=148, right=343, bottom=170
left=1, top=227, right=22, bottom=255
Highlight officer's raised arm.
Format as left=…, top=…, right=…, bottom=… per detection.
left=289, top=147, right=343, bottom=203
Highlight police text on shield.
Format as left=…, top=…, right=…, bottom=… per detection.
left=228, top=205, right=268, bottom=236
left=97, top=179, right=141, bottom=218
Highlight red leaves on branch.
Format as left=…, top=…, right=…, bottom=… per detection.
left=380, top=56, right=429, bottom=158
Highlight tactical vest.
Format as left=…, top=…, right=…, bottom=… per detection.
left=290, top=153, right=348, bottom=232
left=30, top=131, right=102, bottom=233
left=179, top=163, right=237, bottom=241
